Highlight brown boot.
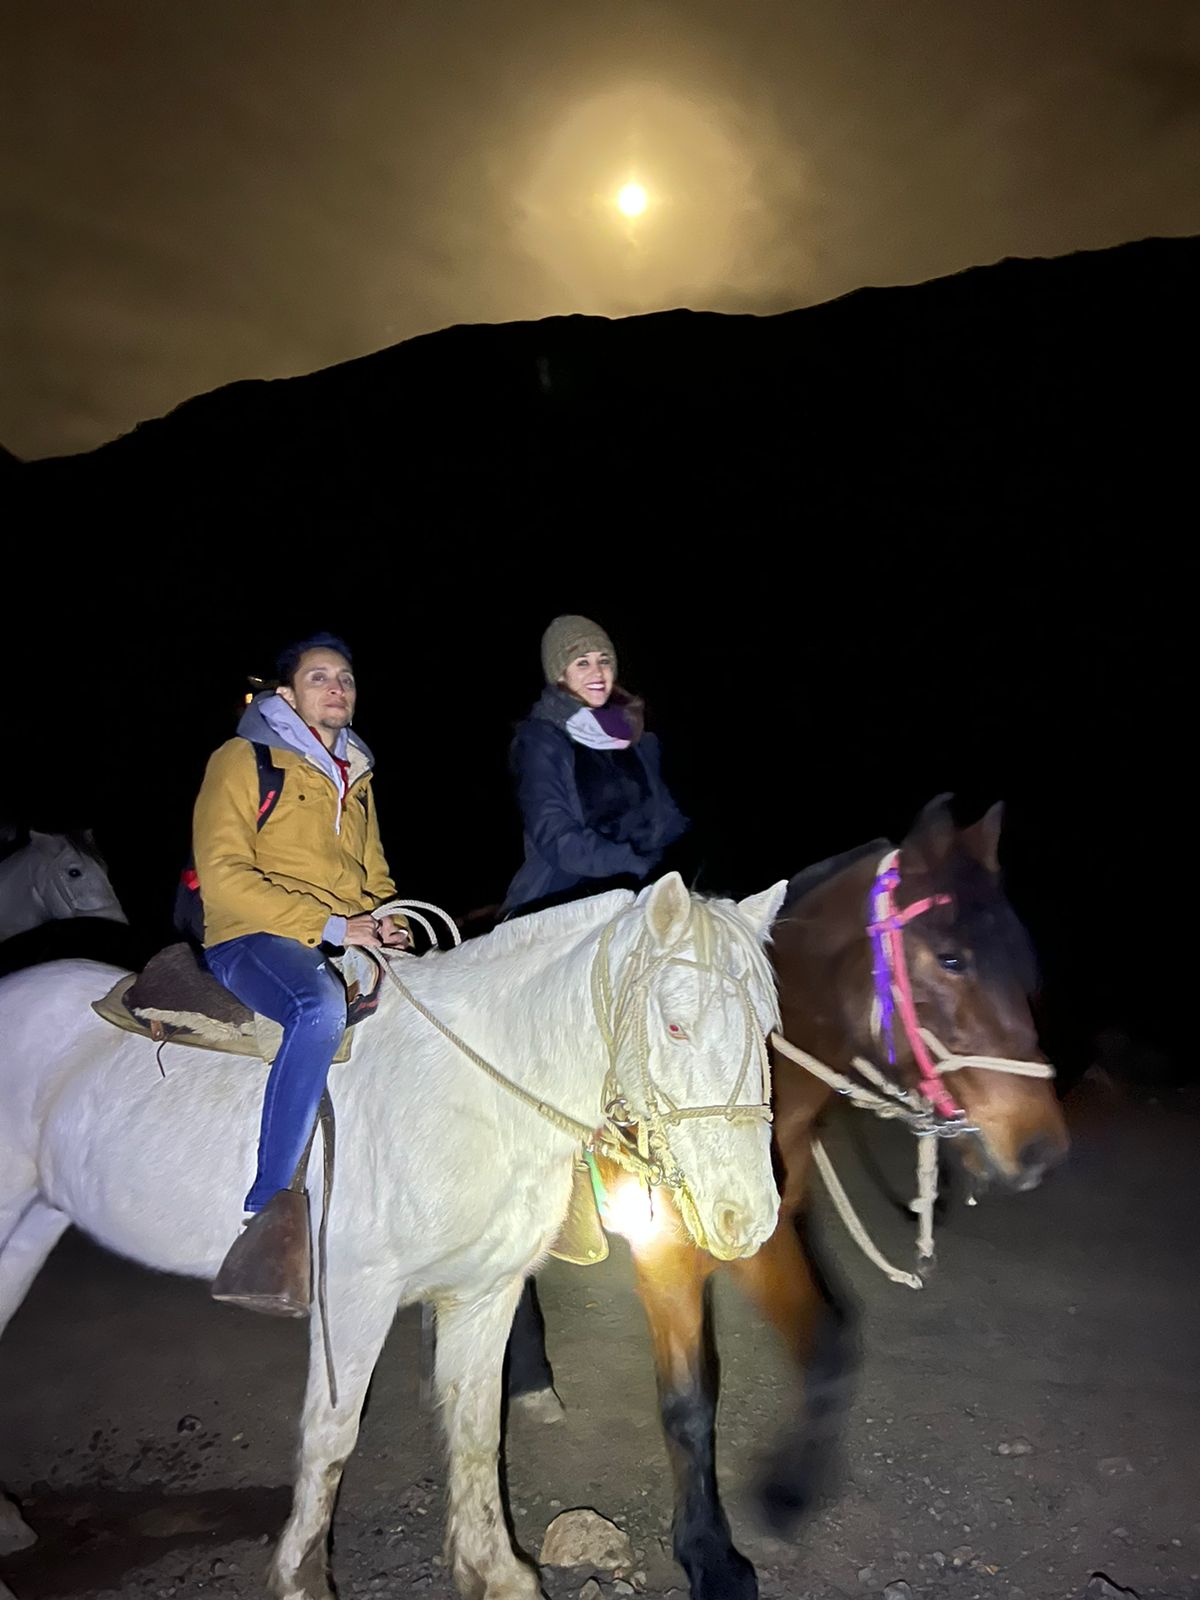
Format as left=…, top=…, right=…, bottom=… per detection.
left=211, top=1190, right=311, bottom=1317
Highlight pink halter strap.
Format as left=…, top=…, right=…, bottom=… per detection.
left=867, top=851, right=961, bottom=1120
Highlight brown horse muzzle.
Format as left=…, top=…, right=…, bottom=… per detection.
left=1012, top=1131, right=1069, bottom=1191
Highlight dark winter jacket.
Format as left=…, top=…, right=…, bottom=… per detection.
left=500, top=689, right=688, bottom=915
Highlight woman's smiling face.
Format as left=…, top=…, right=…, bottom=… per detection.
left=561, top=650, right=615, bottom=708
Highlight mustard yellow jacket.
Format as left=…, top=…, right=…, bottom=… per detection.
left=194, top=698, right=395, bottom=949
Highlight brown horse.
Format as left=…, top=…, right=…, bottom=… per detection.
left=506, top=797, right=1069, bottom=1600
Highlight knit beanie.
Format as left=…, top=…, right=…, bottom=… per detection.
left=540, top=615, right=617, bottom=686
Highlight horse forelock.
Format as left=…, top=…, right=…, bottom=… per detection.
left=638, top=892, right=781, bottom=1032
left=64, top=830, right=106, bottom=868
left=946, top=850, right=1040, bottom=995
left=910, top=843, right=1040, bottom=998
left=27, top=830, right=101, bottom=867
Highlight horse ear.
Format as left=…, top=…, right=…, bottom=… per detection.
left=737, top=881, right=789, bottom=941
left=962, top=801, right=1004, bottom=874
left=903, top=793, right=956, bottom=867
left=644, top=872, right=692, bottom=948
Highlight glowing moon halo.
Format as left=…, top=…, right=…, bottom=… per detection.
left=616, top=181, right=648, bottom=218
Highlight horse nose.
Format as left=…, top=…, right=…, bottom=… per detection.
left=1016, top=1133, right=1066, bottom=1190
left=712, top=1202, right=751, bottom=1255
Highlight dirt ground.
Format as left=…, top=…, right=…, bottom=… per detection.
left=2, top=1079, right=1197, bottom=1600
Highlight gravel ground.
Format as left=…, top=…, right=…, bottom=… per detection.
left=2, top=1077, right=1197, bottom=1600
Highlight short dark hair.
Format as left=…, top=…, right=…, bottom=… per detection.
left=275, top=632, right=354, bottom=687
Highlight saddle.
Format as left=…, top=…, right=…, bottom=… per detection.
left=92, top=943, right=382, bottom=1063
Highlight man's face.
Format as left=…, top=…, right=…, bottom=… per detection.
left=278, top=649, right=357, bottom=735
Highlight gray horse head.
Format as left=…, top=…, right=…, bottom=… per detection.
left=0, top=830, right=127, bottom=942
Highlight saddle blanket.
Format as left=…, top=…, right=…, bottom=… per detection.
left=89, top=942, right=377, bottom=1063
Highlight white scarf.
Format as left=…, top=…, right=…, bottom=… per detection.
left=565, top=706, right=632, bottom=751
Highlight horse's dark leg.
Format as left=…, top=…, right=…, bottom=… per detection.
left=727, top=1207, right=856, bottom=1533
left=631, top=1237, right=757, bottom=1600
left=504, top=1277, right=565, bottom=1421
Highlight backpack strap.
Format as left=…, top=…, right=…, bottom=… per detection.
left=251, top=742, right=286, bottom=831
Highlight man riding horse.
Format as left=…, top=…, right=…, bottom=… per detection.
left=195, top=632, right=408, bottom=1312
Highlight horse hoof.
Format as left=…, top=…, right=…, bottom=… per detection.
left=0, top=1494, right=36, bottom=1556
left=511, top=1386, right=565, bottom=1424
left=682, top=1543, right=758, bottom=1600
left=756, top=1472, right=813, bottom=1535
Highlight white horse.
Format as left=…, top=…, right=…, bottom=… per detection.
left=0, top=830, right=126, bottom=943
left=0, top=872, right=786, bottom=1600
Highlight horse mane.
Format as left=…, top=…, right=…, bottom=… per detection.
left=63, top=831, right=106, bottom=866
left=779, top=832, right=1038, bottom=996
left=0, top=823, right=30, bottom=869
left=448, top=889, right=635, bottom=964
left=782, top=838, right=890, bottom=915
left=439, top=886, right=777, bottom=1021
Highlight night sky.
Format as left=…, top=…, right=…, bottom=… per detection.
left=6, top=1, right=1199, bottom=458
left=3, top=6, right=1196, bottom=1082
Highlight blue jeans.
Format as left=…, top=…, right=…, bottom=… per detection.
left=205, top=933, right=346, bottom=1213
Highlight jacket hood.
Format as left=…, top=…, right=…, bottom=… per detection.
left=237, top=692, right=376, bottom=791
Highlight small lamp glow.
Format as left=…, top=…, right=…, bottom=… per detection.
left=600, top=1176, right=663, bottom=1247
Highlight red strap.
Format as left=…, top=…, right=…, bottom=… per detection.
left=870, top=861, right=961, bottom=1120
left=308, top=727, right=351, bottom=810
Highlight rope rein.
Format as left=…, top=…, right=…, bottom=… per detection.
left=775, top=849, right=1055, bottom=1289
left=370, top=897, right=776, bottom=1235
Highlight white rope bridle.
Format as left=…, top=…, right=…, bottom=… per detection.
left=370, top=897, right=774, bottom=1253
left=772, top=851, right=1055, bottom=1290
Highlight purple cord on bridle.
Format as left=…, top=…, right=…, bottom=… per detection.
left=868, top=864, right=901, bottom=1064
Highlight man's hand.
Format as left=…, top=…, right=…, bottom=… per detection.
left=376, top=914, right=411, bottom=949
left=342, top=913, right=384, bottom=948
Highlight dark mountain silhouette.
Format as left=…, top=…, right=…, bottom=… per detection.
left=4, top=236, right=1193, bottom=1075
left=14, top=233, right=1195, bottom=548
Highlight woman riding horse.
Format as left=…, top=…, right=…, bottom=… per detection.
left=500, top=614, right=688, bottom=917
left=500, top=613, right=689, bottom=1397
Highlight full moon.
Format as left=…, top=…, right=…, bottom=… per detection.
left=616, top=181, right=648, bottom=218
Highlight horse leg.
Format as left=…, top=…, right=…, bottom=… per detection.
left=630, top=1238, right=755, bottom=1600
left=438, top=1279, right=541, bottom=1600
left=269, top=1270, right=402, bottom=1600
left=505, top=1278, right=564, bottom=1423
left=0, top=1195, right=70, bottom=1553
left=726, top=1207, right=855, bottom=1533
left=0, top=1197, right=70, bottom=1340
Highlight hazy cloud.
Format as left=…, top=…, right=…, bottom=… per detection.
left=4, top=0, right=1198, bottom=457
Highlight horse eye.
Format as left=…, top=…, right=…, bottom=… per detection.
left=67, top=867, right=84, bottom=879
left=937, top=952, right=966, bottom=973
left=666, top=1022, right=689, bottom=1041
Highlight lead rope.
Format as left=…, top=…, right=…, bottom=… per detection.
left=308, top=900, right=462, bottom=1411
left=773, top=1028, right=1053, bottom=1288
left=368, top=913, right=672, bottom=1188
